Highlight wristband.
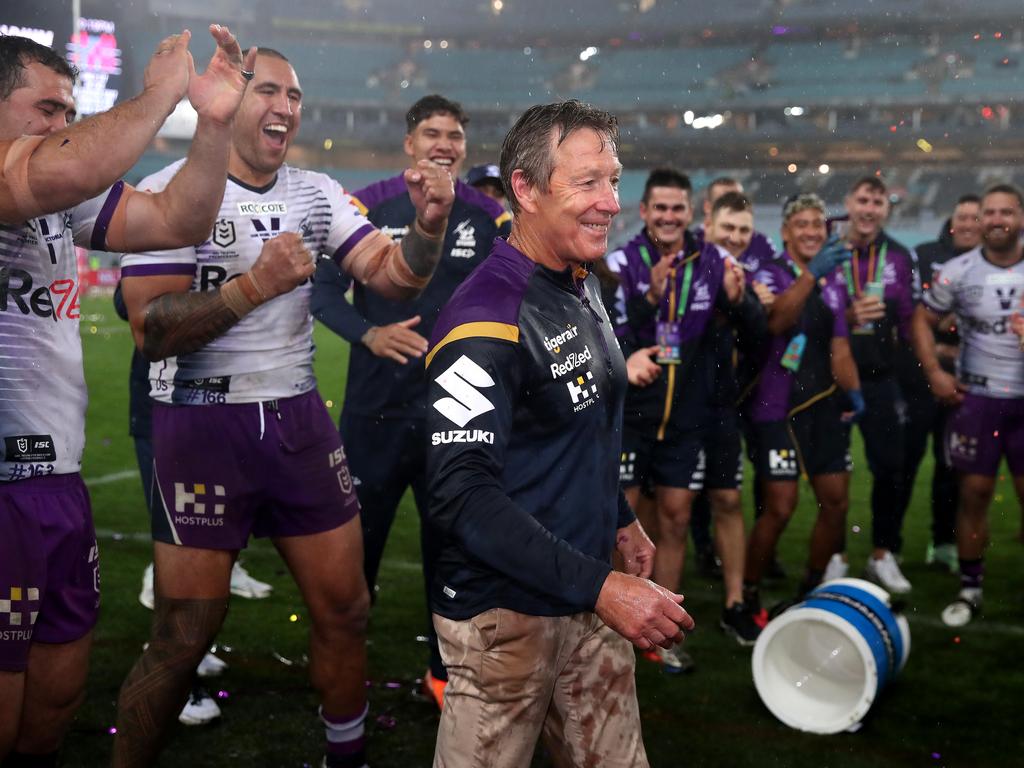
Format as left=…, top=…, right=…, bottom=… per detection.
left=221, top=275, right=260, bottom=319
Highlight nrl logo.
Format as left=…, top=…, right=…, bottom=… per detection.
left=212, top=219, right=236, bottom=249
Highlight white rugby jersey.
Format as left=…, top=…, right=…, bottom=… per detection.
left=0, top=184, right=125, bottom=480
left=121, top=162, right=376, bottom=404
left=924, top=246, right=1024, bottom=398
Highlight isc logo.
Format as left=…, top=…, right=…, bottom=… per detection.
left=0, top=268, right=79, bottom=320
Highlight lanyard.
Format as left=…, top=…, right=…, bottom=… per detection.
left=639, top=244, right=652, bottom=268
left=843, top=242, right=887, bottom=296
left=664, top=255, right=697, bottom=322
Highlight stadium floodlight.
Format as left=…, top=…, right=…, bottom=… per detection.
left=784, top=106, right=805, bottom=117
left=818, top=163, right=830, bottom=174
left=692, top=113, right=724, bottom=130
left=492, top=0, right=504, bottom=13
left=579, top=46, right=599, bottom=62
left=683, top=110, right=695, bottom=125
left=787, top=163, right=798, bottom=173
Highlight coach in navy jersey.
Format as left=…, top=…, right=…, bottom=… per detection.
left=0, top=28, right=253, bottom=763
left=310, top=95, right=510, bottom=704
left=116, top=52, right=453, bottom=768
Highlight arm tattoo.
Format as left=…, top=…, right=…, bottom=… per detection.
left=400, top=222, right=445, bottom=277
left=142, top=290, right=242, bottom=362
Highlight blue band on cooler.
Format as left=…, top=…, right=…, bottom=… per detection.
left=803, top=584, right=903, bottom=690
left=820, top=584, right=904, bottom=669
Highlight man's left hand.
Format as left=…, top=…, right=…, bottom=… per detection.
left=615, top=520, right=655, bottom=579
left=188, top=24, right=256, bottom=126
left=723, top=257, right=744, bottom=304
left=405, top=159, right=455, bottom=237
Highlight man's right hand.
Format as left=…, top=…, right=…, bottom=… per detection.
left=595, top=571, right=694, bottom=650
left=625, top=346, right=661, bottom=387
left=249, top=232, right=315, bottom=301
left=645, top=252, right=676, bottom=305
left=362, top=316, right=429, bottom=364
left=142, top=30, right=193, bottom=110
left=850, top=295, right=885, bottom=326
left=927, top=367, right=965, bottom=406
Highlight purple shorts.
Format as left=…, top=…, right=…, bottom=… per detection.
left=150, top=389, right=360, bottom=550
left=0, top=474, right=100, bottom=672
left=946, top=393, right=1024, bottom=476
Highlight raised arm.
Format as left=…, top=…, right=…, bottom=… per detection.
left=336, top=161, right=453, bottom=301
left=1, top=26, right=250, bottom=228
left=109, top=26, right=256, bottom=252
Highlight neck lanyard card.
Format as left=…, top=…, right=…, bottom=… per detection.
left=656, top=258, right=694, bottom=365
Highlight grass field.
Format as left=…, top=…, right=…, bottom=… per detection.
left=63, top=294, right=1023, bottom=767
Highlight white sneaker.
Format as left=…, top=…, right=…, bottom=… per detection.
left=941, top=588, right=981, bottom=627
left=823, top=553, right=849, bottom=583
left=178, top=687, right=221, bottom=726
left=230, top=561, right=272, bottom=599
left=196, top=651, right=228, bottom=678
left=864, top=551, right=912, bottom=594
left=139, top=563, right=155, bottom=610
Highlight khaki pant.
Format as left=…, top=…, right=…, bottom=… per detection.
left=433, top=609, right=649, bottom=768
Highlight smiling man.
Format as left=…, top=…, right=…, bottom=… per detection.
left=425, top=101, right=693, bottom=767
left=605, top=169, right=744, bottom=671
left=912, top=183, right=1024, bottom=627
left=0, top=26, right=254, bottom=766
left=309, top=94, right=510, bottom=707
left=114, top=50, right=454, bottom=768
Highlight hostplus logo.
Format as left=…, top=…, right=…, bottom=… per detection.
left=567, top=370, right=599, bottom=412
left=173, top=482, right=226, bottom=527
left=0, top=586, right=40, bottom=642
left=768, top=448, right=798, bottom=475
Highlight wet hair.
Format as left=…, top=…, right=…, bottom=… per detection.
left=500, top=99, right=618, bottom=215
left=712, top=190, right=752, bottom=217
left=406, top=94, right=469, bottom=133
left=642, top=167, right=691, bottom=203
left=0, top=35, right=77, bottom=101
left=982, top=183, right=1024, bottom=209
left=956, top=193, right=981, bottom=207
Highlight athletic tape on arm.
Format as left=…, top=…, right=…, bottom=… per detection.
left=0, top=135, right=46, bottom=221
left=340, top=228, right=430, bottom=290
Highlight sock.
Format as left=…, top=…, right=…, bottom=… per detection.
left=2, top=752, right=58, bottom=768
left=322, top=703, right=368, bottom=768
left=742, top=581, right=761, bottom=611
left=959, top=557, right=984, bottom=590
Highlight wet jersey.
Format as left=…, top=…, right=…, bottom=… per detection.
left=121, top=162, right=375, bottom=404
left=426, top=239, right=633, bottom=619
left=747, top=254, right=849, bottom=422
left=0, top=184, right=125, bottom=480
left=923, top=247, right=1024, bottom=399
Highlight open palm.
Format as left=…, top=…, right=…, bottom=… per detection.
left=188, top=24, right=256, bottom=125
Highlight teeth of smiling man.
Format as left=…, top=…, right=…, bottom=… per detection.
left=264, top=124, right=288, bottom=133
left=432, top=158, right=453, bottom=166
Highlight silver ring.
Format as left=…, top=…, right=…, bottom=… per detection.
left=241, top=69, right=255, bottom=81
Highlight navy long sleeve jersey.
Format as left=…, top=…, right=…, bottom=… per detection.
left=425, top=239, right=635, bottom=620
left=310, top=175, right=511, bottom=419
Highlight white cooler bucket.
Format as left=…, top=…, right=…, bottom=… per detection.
left=751, top=577, right=910, bottom=734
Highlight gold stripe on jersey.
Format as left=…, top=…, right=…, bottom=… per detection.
left=426, top=322, right=520, bottom=368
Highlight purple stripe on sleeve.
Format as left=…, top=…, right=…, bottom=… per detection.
left=91, top=180, right=126, bottom=251
left=120, top=263, right=196, bottom=278
left=331, top=223, right=375, bottom=265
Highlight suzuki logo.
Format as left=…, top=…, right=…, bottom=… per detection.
left=432, top=356, right=496, bottom=428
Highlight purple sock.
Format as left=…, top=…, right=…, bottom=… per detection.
left=959, top=557, right=984, bottom=590
left=321, top=703, right=368, bottom=767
